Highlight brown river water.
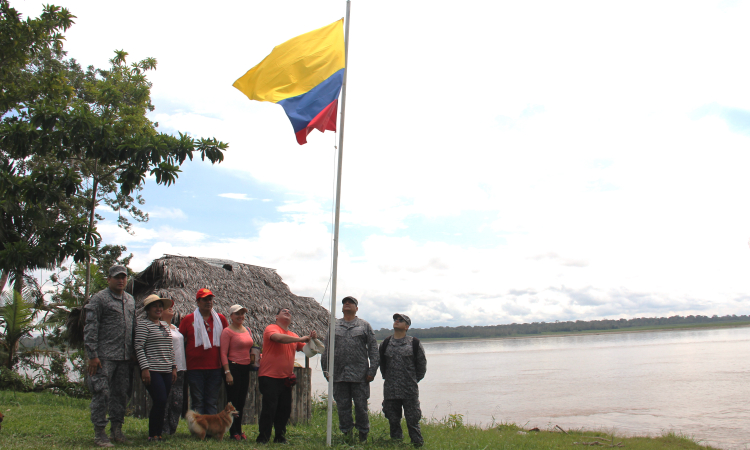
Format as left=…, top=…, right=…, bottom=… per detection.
left=301, top=326, right=750, bottom=449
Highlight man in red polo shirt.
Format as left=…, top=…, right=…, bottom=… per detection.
left=178, top=288, right=228, bottom=415
left=256, top=307, right=317, bottom=444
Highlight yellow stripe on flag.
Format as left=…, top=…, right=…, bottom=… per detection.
left=233, top=19, right=345, bottom=104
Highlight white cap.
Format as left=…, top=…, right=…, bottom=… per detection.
left=228, top=304, right=248, bottom=315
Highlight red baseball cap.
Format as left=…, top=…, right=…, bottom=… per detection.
left=196, top=288, right=214, bottom=300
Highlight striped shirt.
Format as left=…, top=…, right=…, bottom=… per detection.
left=135, top=319, right=175, bottom=373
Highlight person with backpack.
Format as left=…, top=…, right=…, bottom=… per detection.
left=321, top=296, right=379, bottom=443
left=379, top=313, right=427, bottom=447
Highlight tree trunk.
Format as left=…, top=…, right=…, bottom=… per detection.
left=13, top=268, right=24, bottom=296
left=84, top=173, right=99, bottom=302
left=0, top=270, right=8, bottom=293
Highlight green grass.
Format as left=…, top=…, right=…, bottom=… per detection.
left=0, top=391, right=718, bottom=449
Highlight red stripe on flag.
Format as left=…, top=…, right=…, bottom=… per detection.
left=295, top=99, right=338, bottom=145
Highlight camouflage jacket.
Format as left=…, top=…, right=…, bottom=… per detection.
left=321, top=317, right=379, bottom=382
left=83, top=288, right=136, bottom=361
left=379, top=335, right=427, bottom=399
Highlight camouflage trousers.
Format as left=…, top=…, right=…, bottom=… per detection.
left=333, top=381, right=370, bottom=433
left=88, top=360, right=132, bottom=428
left=382, top=398, right=423, bottom=445
left=162, top=371, right=185, bottom=435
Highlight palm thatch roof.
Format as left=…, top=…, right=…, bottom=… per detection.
left=127, top=255, right=329, bottom=340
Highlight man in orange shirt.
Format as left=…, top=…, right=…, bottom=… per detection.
left=256, top=308, right=317, bottom=444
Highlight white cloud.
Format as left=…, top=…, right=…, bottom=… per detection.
left=148, top=206, right=187, bottom=220
left=218, top=193, right=254, bottom=201
left=14, top=0, right=750, bottom=327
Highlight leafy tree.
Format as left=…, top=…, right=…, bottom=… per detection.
left=0, top=290, right=39, bottom=369
left=44, top=244, right=134, bottom=348
left=0, top=1, right=80, bottom=295
left=0, top=1, right=229, bottom=296
left=0, top=1, right=74, bottom=113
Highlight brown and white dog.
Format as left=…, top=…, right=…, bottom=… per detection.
left=185, top=402, right=238, bottom=441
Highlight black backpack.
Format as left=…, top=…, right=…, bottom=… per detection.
left=379, top=335, right=420, bottom=371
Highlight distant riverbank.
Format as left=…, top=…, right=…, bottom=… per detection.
left=406, top=321, right=750, bottom=343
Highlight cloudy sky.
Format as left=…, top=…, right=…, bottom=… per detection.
left=16, top=0, right=750, bottom=329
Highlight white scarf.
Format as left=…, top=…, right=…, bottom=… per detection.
left=193, top=308, right=222, bottom=350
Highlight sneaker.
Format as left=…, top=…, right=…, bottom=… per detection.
left=273, top=436, right=289, bottom=444
left=230, top=434, right=242, bottom=441
left=240, top=433, right=248, bottom=441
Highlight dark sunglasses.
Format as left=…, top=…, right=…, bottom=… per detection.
left=394, top=318, right=406, bottom=323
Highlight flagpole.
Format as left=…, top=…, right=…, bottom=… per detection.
left=326, top=0, right=351, bottom=446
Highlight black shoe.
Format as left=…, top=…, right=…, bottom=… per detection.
left=273, top=436, right=288, bottom=444
left=413, top=442, right=424, bottom=448
left=359, top=431, right=368, bottom=443
left=256, top=437, right=269, bottom=444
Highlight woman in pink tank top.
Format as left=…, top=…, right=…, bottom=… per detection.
left=220, top=304, right=254, bottom=441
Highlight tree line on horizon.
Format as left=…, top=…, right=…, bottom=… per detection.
left=373, top=314, right=750, bottom=340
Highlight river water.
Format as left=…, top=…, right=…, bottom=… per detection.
left=301, top=326, right=750, bottom=449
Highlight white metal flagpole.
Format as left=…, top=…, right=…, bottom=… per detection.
left=326, top=0, right=352, bottom=446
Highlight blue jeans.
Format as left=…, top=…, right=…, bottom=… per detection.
left=145, top=371, right=172, bottom=438
left=186, top=369, right=222, bottom=415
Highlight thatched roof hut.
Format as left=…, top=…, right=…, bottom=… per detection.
left=127, top=255, right=329, bottom=340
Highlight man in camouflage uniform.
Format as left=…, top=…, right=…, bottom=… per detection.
left=84, top=265, right=136, bottom=448
left=379, top=313, right=427, bottom=447
left=321, top=296, right=379, bottom=443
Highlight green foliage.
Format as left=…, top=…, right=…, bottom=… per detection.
left=444, top=413, right=464, bottom=429
left=41, top=244, right=133, bottom=349
left=0, top=390, right=721, bottom=449
left=0, top=290, right=38, bottom=369
left=0, top=1, right=75, bottom=113
left=0, top=1, right=229, bottom=297
left=0, top=366, right=34, bottom=391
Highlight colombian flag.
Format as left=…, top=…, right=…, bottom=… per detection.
left=233, top=20, right=345, bottom=145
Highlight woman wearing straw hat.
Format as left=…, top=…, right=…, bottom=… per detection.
left=220, top=304, right=254, bottom=441
left=160, top=303, right=186, bottom=436
left=135, top=295, right=177, bottom=442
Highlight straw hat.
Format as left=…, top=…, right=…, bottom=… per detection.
left=143, top=294, right=174, bottom=309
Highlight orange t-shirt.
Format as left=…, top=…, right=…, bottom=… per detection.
left=258, top=324, right=304, bottom=379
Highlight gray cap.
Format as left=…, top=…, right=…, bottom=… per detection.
left=393, top=313, right=411, bottom=326
left=342, top=296, right=358, bottom=306
left=108, top=265, right=127, bottom=277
